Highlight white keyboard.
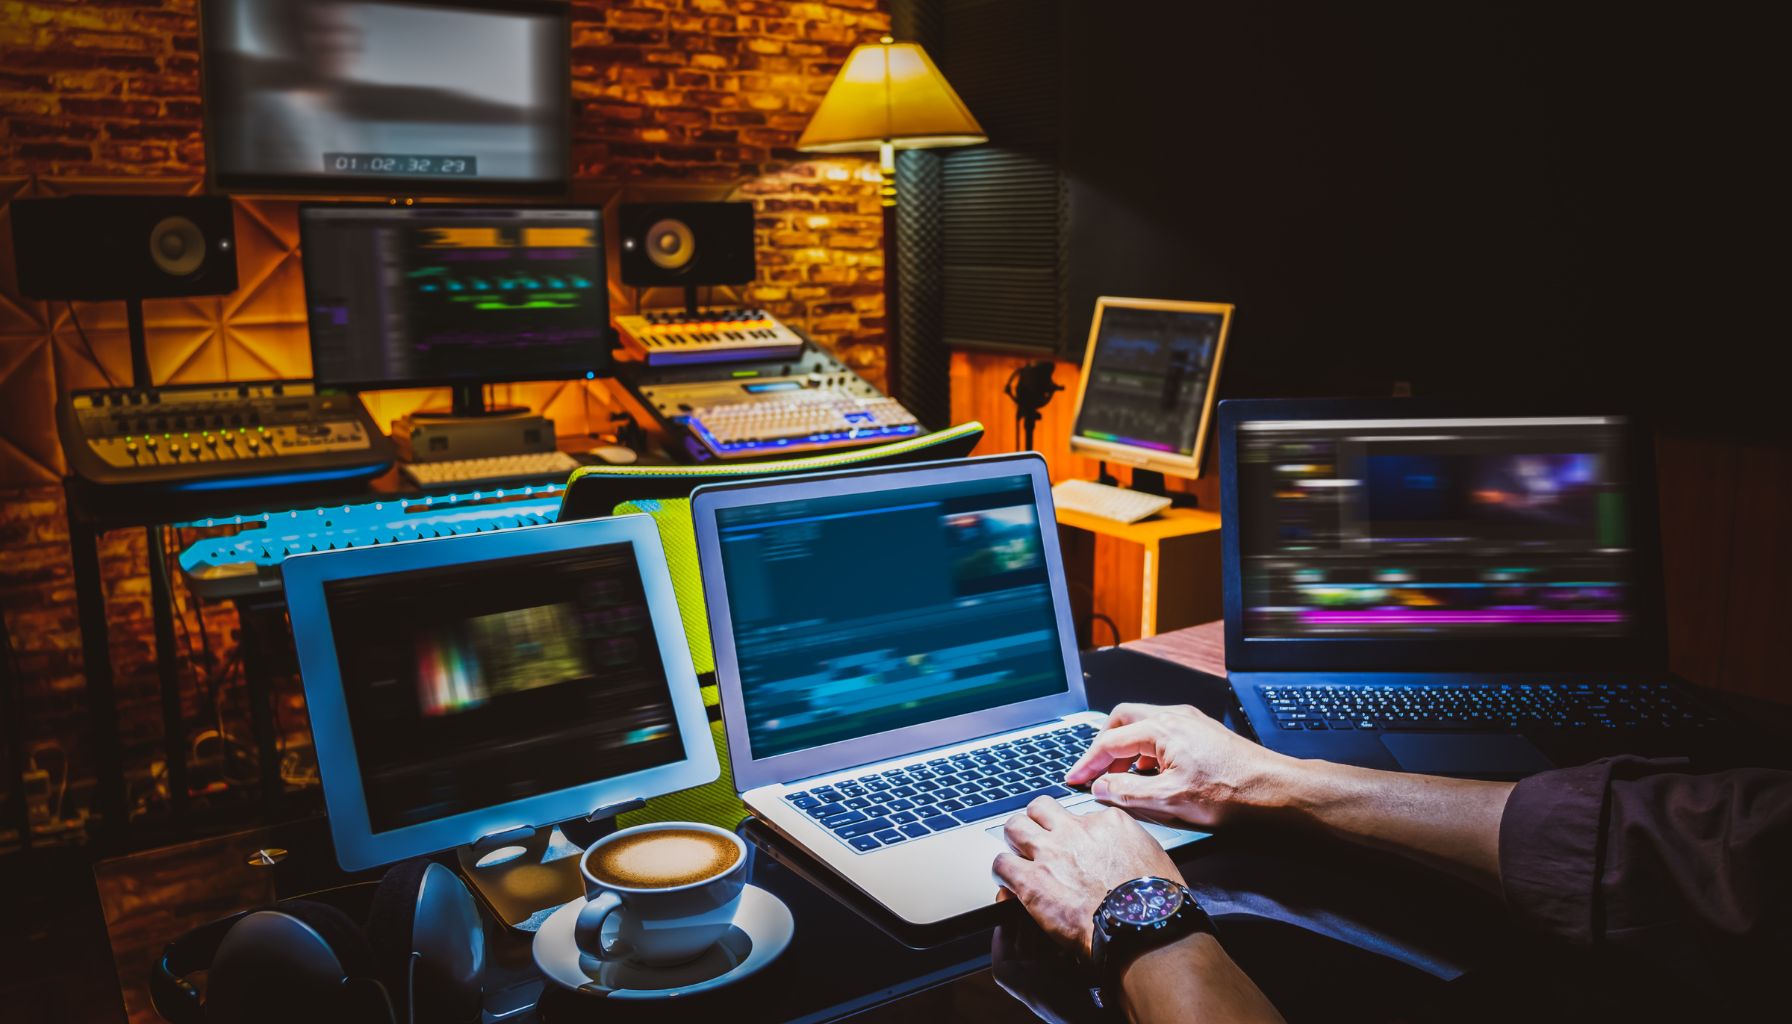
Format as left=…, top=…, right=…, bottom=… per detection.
left=1051, top=478, right=1172, bottom=524
left=400, top=450, right=581, bottom=488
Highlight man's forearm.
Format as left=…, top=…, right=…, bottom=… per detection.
left=1118, top=932, right=1285, bottom=1024
left=1253, top=759, right=1514, bottom=888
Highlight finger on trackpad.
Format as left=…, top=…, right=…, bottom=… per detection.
left=1380, top=733, right=1553, bottom=775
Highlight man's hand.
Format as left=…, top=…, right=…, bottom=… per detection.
left=1065, top=703, right=1297, bottom=830
left=992, top=796, right=1182, bottom=958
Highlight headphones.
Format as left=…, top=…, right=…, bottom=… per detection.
left=150, top=859, right=485, bottom=1024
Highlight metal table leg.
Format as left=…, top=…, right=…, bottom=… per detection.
left=236, top=597, right=284, bottom=819
left=63, top=480, right=126, bottom=848
left=145, top=527, right=190, bottom=830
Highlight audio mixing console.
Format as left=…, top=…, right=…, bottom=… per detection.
left=59, top=381, right=393, bottom=490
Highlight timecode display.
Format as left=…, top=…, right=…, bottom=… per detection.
left=323, top=153, right=479, bottom=177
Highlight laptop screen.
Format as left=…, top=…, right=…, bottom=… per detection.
left=711, top=472, right=1071, bottom=759
left=1235, top=416, right=1635, bottom=640
left=321, top=542, right=682, bottom=834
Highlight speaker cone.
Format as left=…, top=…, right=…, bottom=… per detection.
left=644, top=218, right=696, bottom=271
left=149, top=216, right=206, bottom=277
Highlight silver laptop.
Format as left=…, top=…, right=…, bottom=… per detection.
left=691, top=453, right=1205, bottom=925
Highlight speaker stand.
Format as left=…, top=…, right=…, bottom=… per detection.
left=683, top=285, right=702, bottom=317
left=410, top=383, right=526, bottom=419
left=125, top=296, right=153, bottom=391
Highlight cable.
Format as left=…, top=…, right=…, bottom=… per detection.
left=1092, top=613, right=1122, bottom=648
left=66, top=302, right=119, bottom=388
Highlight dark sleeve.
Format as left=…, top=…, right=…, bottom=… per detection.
left=1499, top=756, right=1792, bottom=976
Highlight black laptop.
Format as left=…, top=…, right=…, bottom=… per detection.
left=1217, top=399, right=1752, bottom=778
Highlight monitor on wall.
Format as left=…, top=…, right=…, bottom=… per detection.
left=200, top=0, right=571, bottom=197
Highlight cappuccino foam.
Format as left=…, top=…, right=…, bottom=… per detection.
left=590, top=828, right=739, bottom=889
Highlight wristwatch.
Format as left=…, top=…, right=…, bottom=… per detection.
left=1088, top=877, right=1213, bottom=1011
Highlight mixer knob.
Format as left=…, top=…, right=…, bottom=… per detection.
left=145, top=436, right=159, bottom=451
left=124, top=439, right=139, bottom=458
left=246, top=436, right=260, bottom=453
left=169, top=445, right=182, bottom=461
left=188, top=440, right=201, bottom=456
left=204, top=434, right=219, bottom=449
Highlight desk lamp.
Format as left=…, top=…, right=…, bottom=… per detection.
left=797, top=36, right=986, bottom=406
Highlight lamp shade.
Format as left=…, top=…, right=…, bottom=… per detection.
left=797, top=38, right=987, bottom=153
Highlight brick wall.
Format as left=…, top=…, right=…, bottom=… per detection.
left=0, top=0, right=891, bottom=846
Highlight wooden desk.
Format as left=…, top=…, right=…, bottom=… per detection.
left=1056, top=507, right=1223, bottom=643
left=1124, top=619, right=1227, bottom=677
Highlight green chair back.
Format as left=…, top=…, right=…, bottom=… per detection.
left=560, top=422, right=985, bottom=829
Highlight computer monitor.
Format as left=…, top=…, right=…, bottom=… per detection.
left=282, top=515, right=716, bottom=893
left=200, top=0, right=571, bottom=196
left=1216, top=400, right=1665, bottom=673
left=1067, top=297, right=1235, bottom=494
left=300, top=204, right=609, bottom=414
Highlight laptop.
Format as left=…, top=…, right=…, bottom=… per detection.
left=1216, top=399, right=1744, bottom=778
left=690, top=453, right=1207, bottom=925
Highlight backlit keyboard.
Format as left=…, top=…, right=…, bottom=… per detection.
left=784, top=722, right=1099, bottom=853
left=1261, top=681, right=1717, bottom=732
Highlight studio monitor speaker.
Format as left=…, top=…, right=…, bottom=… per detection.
left=11, top=195, right=238, bottom=301
left=618, top=201, right=755, bottom=287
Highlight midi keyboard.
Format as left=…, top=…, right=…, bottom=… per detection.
left=177, top=485, right=564, bottom=600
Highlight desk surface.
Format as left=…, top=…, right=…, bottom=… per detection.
left=1055, top=505, right=1222, bottom=546
left=98, top=625, right=1505, bottom=1024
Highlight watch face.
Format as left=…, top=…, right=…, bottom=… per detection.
left=1105, top=877, right=1184, bottom=927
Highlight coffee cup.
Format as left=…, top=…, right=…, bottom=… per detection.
left=573, top=821, right=749, bottom=967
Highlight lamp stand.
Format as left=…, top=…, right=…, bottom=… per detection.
left=880, top=139, right=904, bottom=403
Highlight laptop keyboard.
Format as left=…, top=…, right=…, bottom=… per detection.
left=784, top=722, right=1100, bottom=853
left=1261, top=681, right=1717, bottom=732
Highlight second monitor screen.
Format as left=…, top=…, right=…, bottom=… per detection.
left=1075, top=305, right=1227, bottom=459
left=302, top=205, right=608, bottom=389
left=714, top=474, right=1070, bottom=760
left=323, top=541, right=681, bottom=834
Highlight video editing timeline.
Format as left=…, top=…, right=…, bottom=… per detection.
left=1238, top=417, right=1633, bottom=639
left=1076, top=306, right=1225, bottom=455
left=323, top=543, right=680, bottom=833
left=716, top=475, right=1069, bottom=759
left=302, top=206, right=607, bottom=388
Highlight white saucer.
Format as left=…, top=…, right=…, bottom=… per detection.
left=532, top=884, right=793, bottom=999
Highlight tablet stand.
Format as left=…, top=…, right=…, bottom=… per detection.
left=456, top=797, right=646, bottom=932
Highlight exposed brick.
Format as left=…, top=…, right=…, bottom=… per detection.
left=61, top=96, right=160, bottom=119
left=2, top=0, right=894, bottom=836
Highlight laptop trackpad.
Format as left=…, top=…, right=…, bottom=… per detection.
left=984, top=797, right=1193, bottom=847
left=1380, top=733, right=1553, bottom=776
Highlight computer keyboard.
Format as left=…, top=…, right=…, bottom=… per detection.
left=400, top=450, right=581, bottom=488
left=1260, top=681, right=1718, bottom=732
left=785, top=722, right=1099, bottom=853
left=1051, top=479, right=1173, bottom=524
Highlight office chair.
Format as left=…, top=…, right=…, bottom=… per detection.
left=559, top=422, right=986, bottom=831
